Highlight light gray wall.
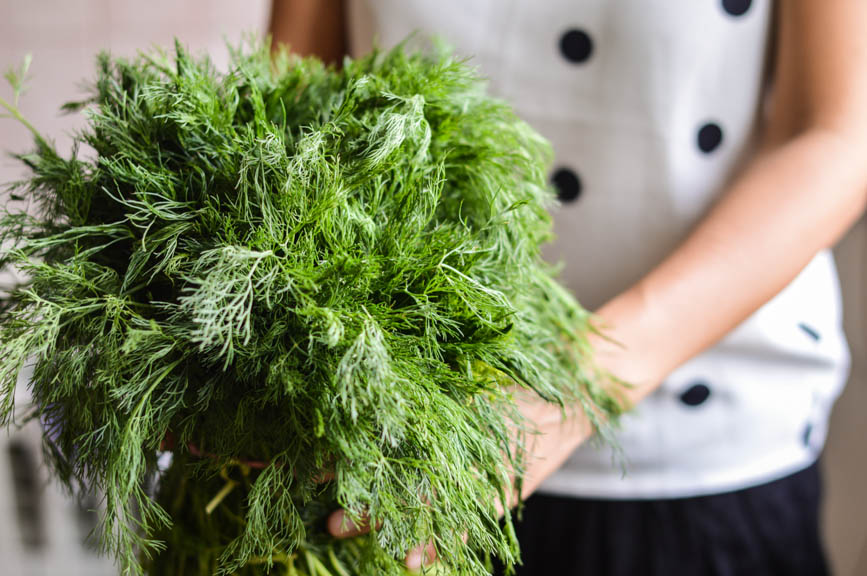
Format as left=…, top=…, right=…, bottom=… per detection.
left=0, top=1, right=270, bottom=572
left=827, top=217, right=867, bottom=576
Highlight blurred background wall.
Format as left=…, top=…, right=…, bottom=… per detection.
left=826, top=221, right=867, bottom=576
left=0, top=2, right=269, bottom=573
left=0, top=1, right=865, bottom=575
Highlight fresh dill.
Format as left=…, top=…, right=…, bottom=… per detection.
left=0, top=39, right=622, bottom=575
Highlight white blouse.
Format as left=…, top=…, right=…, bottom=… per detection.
left=347, top=0, right=851, bottom=498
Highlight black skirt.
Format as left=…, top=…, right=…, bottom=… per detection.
left=495, top=461, right=829, bottom=576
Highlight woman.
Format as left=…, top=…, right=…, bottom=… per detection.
left=270, top=1, right=867, bottom=574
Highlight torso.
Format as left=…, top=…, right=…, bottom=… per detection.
left=347, top=0, right=850, bottom=498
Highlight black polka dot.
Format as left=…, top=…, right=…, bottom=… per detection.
left=551, top=168, right=582, bottom=202
left=559, top=29, right=594, bottom=64
left=802, top=423, right=813, bottom=447
left=680, top=382, right=712, bottom=407
left=722, top=0, right=752, bottom=17
left=798, top=323, right=821, bottom=341
left=697, top=123, right=724, bottom=153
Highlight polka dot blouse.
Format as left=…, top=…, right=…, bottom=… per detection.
left=347, top=0, right=851, bottom=499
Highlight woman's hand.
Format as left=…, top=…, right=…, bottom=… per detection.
left=325, top=509, right=436, bottom=570
left=322, top=332, right=643, bottom=570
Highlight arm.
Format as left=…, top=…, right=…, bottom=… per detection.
left=521, top=0, right=867, bottom=497
left=327, top=0, right=867, bottom=559
left=599, top=0, right=867, bottom=400
left=268, top=0, right=346, bottom=64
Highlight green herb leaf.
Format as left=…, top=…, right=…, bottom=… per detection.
left=0, top=37, right=622, bottom=576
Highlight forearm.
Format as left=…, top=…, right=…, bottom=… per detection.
left=268, top=0, right=346, bottom=64
left=519, top=128, right=867, bottom=500
left=596, top=129, right=867, bottom=404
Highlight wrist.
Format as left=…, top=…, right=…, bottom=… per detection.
left=591, top=280, right=667, bottom=404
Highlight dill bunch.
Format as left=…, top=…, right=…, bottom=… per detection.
left=0, top=40, right=621, bottom=575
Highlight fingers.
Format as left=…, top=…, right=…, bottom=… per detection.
left=404, top=540, right=436, bottom=571
left=327, top=508, right=370, bottom=538
left=328, top=510, right=457, bottom=572
left=312, top=468, right=334, bottom=483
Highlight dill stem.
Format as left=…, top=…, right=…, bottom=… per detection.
left=0, top=95, right=49, bottom=149
left=205, top=478, right=238, bottom=515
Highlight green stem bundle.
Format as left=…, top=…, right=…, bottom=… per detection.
left=0, top=38, right=622, bottom=575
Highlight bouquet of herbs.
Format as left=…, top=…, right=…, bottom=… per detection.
left=0, top=39, right=621, bottom=575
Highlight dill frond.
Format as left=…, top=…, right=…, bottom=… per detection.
left=0, top=38, right=622, bottom=576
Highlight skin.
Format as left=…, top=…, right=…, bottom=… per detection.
left=271, top=0, right=867, bottom=569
